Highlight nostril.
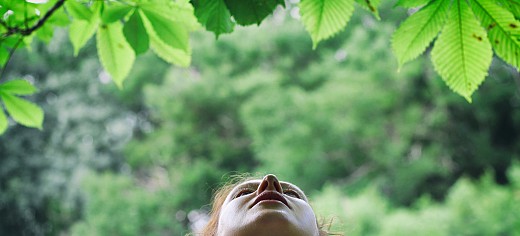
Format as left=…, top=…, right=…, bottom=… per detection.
left=257, top=174, right=282, bottom=193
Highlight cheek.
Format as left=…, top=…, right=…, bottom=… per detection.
left=217, top=199, right=249, bottom=233
left=293, top=202, right=320, bottom=233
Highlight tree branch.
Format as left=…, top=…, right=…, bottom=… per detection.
left=1, top=0, right=67, bottom=38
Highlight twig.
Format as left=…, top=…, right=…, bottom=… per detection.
left=2, top=0, right=67, bottom=38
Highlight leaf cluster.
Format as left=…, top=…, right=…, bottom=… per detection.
left=0, top=0, right=519, bottom=134
left=392, top=0, right=520, bottom=102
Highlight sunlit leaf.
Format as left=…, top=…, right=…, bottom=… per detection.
left=395, top=0, right=432, bottom=8
left=431, top=0, right=493, bottom=102
left=0, top=47, right=8, bottom=67
left=36, top=22, right=54, bottom=43
left=0, top=79, right=38, bottom=95
left=69, top=19, right=99, bottom=56
left=300, top=0, right=356, bottom=48
left=139, top=1, right=200, bottom=30
left=0, top=108, right=7, bottom=134
left=101, top=3, right=133, bottom=24
left=69, top=2, right=102, bottom=56
left=96, top=22, right=136, bottom=88
left=392, top=0, right=449, bottom=68
left=140, top=10, right=191, bottom=67
left=470, top=0, right=520, bottom=70
left=0, top=92, right=43, bottom=129
left=140, top=8, right=189, bottom=52
left=46, top=6, right=70, bottom=26
left=224, top=0, right=284, bottom=25
left=194, top=0, right=234, bottom=38
left=355, top=0, right=381, bottom=20
left=497, top=0, right=520, bottom=19
left=123, top=10, right=149, bottom=55
left=65, top=0, right=92, bottom=21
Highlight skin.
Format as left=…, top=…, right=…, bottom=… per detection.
left=216, top=174, right=320, bottom=236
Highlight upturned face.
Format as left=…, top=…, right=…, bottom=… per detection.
left=217, top=174, right=320, bottom=236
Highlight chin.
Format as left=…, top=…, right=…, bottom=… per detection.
left=240, top=210, right=307, bottom=236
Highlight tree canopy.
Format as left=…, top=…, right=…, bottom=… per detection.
left=0, top=0, right=519, bottom=134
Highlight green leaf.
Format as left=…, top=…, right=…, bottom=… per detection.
left=139, top=1, right=201, bottom=30
left=497, top=0, right=520, bottom=20
left=0, top=46, right=8, bottom=67
left=355, top=0, right=381, bottom=20
left=69, top=2, right=102, bottom=56
left=0, top=108, right=7, bottom=134
left=36, top=22, right=54, bottom=43
left=69, top=19, right=99, bottom=56
left=96, top=22, right=136, bottom=88
left=194, top=0, right=234, bottom=38
left=470, top=0, right=520, bottom=70
left=139, top=8, right=190, bottom=52
left=224, top=0, right=284, bottom=25
left=0, top=79, right=38, bottom=95
left=47, top=7, right=70, bottom=26
left=392, top=0, right=449, bottom=68
left=300, top=0, right=356, bottom=48
left=140, top=10, right=191, bottom=67
left=101, top=3, right=133, bottom=24
left=123, top=10, right=149, bottom=55
left=0, top=92, right=43, bottom=129
left=394, top=0, right=432, bottom=8
left=65, top=0, right=92, bottom=21
left=431, top=0, right=493, bottom=102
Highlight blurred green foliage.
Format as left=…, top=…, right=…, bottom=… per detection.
left=313, top=163, right=520, bottom=236
left=1, top=4, right=520, bottom=236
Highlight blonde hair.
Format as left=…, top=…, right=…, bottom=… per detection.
left=196, top=175, right=342, bottom=236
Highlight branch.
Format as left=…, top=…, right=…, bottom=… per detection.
left=1, top=0, right=67, bottom=38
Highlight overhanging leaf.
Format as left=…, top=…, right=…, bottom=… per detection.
left=194, top=0, right=234, bottom=38
left=224, top=0, right=284, bottom=26
left=123, top=10, right=149, bottom=55
left=140, top=8, right=190, bottom=52
left=395, top=0, right=432, bottom=8
left=0, top=79, right=38, bottom=95
left=69, top=2, right=102, bottom=56
left=64, top=0, right=92, bottom=21
left=0, top=47, right=9, bottom=67
left=139, top=1, right=200, bottom=30
left=96, top=22, right=136, bottom=88
left=431, top=0, right=493, bottom=102
left=497, top=0, right=520, bottom=19
left=300, top=0, right=356, bottom=48
left=355, top=0, right=381, bottom=20
left=392, top=0, right=449, bottom=68
left=101, top=3, right=133, bottom=24
left=0, top=92, right=43, bottom=129
left=36, top=22, right=54, bottom=43
left=0, top=108, right=7, bottom=134
left=470, top=0, right=520, bottom=70
left=69, top=19, right=99, bottom=56
left=140, top=10, right=191, bottom=67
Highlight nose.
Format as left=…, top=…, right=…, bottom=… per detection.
left=257, top=174, right=283, bottom=193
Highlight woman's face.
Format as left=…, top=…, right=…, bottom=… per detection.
left=217, top=174, right=320, bottom=236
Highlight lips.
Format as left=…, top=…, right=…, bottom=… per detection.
left=251, top=191, right=290, bottom=208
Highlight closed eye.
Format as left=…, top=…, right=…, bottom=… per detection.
left=235, top=188, right=255, bottom=198
left=283, top=189, right=301, bottom=199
